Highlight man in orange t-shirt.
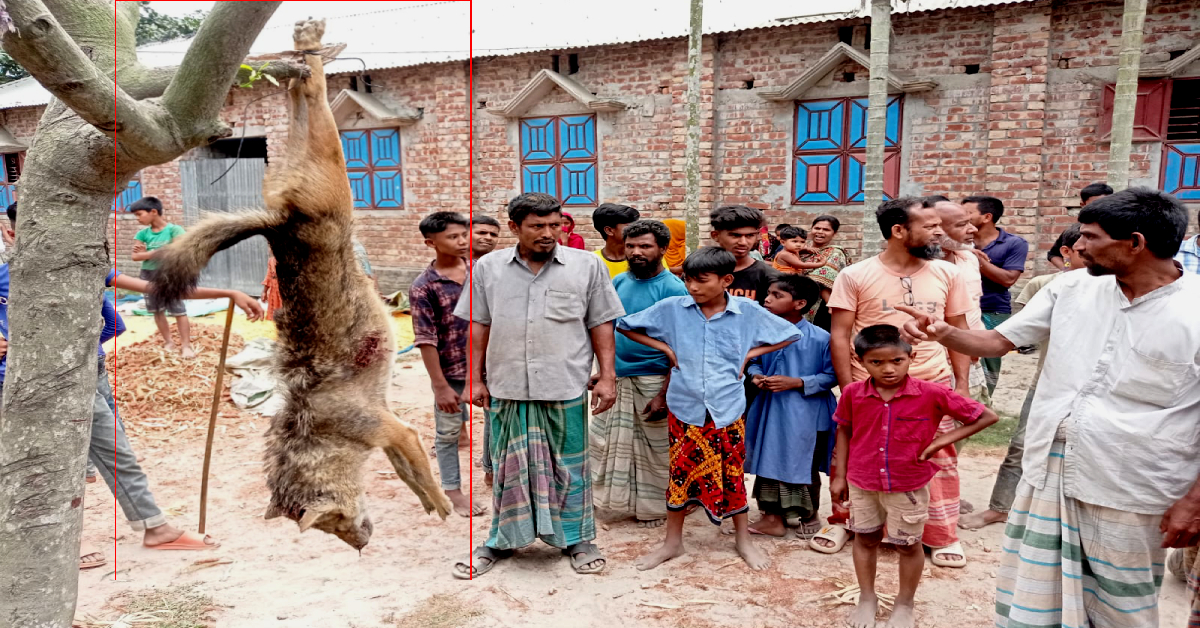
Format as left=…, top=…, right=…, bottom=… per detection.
left=825, top=197, right=973, bottom=568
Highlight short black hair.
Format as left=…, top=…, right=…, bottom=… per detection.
left=923, top=195, right=950, bottom=207
left=419, top=211, right=469, bottom=237
left=592, top=203, right=640, bottom=239
left=128, top=196, right=163, bottom=214
left=778, top=225, right=804, bottom=240
left=1077, top=187, right=1188, bottom=259
left=709, top=205, right=763, bottom=232
left=774, top=223, right=792, bottom=233
left=875, top=197, right=923, bottom=239
left=507, top=193, right=562, bottom=226
left=853, top=324, right=912, bottom=359
left=1080, top=183, right=1114, bottom=204
left=812, top=215, right=841, bottom=232
left=471, top=214, right=501, bottom=229
left=1046, top=223, right=1083, bottom=261
left=623, top=219, right=671, bottom=248
left=682, top=246, right=736, bottom=279
left=6, top=201, right=14, bottom=223
left=770, top=274, right=821, bottom=314
left=963, top=195, right=1004, bottom=223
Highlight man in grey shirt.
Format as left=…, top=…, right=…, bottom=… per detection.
left=452, top=192, right=623, bottom=579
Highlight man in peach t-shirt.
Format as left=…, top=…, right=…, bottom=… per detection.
left=826, top=197, right=973, bottom=568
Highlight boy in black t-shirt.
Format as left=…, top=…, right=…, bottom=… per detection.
left=709, top=205, right=777, bottom=304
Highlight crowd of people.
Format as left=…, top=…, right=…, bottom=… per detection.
left=410, top=184, right=1199, bottom=628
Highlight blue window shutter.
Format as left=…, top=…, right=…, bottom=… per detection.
left=795, top=100, right=845, bottom=151
left=848, top=96, right=901, bottom=149
left=560, top=162, right=597, bottom=206
left=521, top=117, right=556, bottom=161
left=370, top=129, right=401, bottom=168
left=341, top=131, right=370, bottom=169
left=1163, top=144, right=1200, bottom=200
left=112, top=179, right=142, bottom=212
left=522, top=164, right=557, bottom=198
left=372, top=170, right=403, bottom=208
left=558, top=115, right=596, bottom=159
left=347, top=171, right=372, bottom=208
left=792, top=154, right=841, bottom=204
left=0, top=186, right=14, bottom=210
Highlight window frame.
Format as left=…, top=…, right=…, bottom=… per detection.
left=518, top=114, right=599, bottom=207
left=791, top=96, right=902, bottom=206
left=113, top=175, right=142, bottom=212
left=1160, top=77, right=1200, bottom=202
left=339, top=127, right=405, bottom=210
left=0, top=151, right=22, bottom=209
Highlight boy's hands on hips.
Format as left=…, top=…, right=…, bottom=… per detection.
left=918, top=435, right=954, bottom=462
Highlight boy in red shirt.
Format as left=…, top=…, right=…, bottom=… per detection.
left=831, top=325, right=997, bottom=628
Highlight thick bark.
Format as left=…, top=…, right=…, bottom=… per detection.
left=0, top=1, right=281, bottom=626
left=682, top=0, right=703, bottom=253
left=862, top=0, right=891, bottom=259
left=1107, top=0, right=1147, bottom=191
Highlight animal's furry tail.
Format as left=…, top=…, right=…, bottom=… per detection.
left=151, top=209, right=281, bottom=305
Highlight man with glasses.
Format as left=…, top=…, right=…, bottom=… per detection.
left=825, top=197, right=974, bottom=567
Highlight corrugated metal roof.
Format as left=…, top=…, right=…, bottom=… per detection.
left=0, top=0, right=1036, bottom=111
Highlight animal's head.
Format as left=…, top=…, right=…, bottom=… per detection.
left=265, top=492, right=373, bottom=551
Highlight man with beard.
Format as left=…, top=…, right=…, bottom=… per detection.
left=897, top=188, right=1200, bottom=628
left=590, top=220, right=688, bottom=528
left=825, top=197, right=973, bottom=568
left=930, top=199, right=989, bottom=405
left=452, top=192, right=624, bottom=579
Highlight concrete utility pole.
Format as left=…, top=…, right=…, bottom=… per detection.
left=683, top=0, right=703, bottom=252
left=1107, top=0, right=1147, bottom=191
left=862, top=0, right=892, bottom=258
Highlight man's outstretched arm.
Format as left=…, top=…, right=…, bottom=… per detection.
left=895, top=304, right=1015, bottom=358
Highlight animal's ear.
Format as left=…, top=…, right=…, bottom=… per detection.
left=263, top=503, right=285, bottom=520
left=297, top=503, right=332, bottom=531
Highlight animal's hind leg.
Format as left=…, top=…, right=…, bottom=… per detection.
left=375, top=409, right=453, bottom=519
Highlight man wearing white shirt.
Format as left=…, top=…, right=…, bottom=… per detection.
left=898, top=188, right=1200, bottom=628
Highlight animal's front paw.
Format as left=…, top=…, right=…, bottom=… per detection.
left=293, top=18, right=326, bottom=51
left=434, top=493, right=453, bottom=520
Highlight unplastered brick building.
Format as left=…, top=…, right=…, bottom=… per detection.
left=0, top=0, right=1196, bottom=292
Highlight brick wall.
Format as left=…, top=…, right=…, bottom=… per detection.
left=6, top=0, right=1200, bottom=291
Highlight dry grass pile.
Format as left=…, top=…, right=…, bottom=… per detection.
left=107, top=325, right=247, bottom=441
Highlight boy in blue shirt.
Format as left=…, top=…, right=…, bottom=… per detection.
left=744, top=274, right=838, bottom=538
left=617, top=247, right=800, bottom=571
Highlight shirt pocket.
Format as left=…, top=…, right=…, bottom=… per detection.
left=891, top=416, right=931, bottom=443
left=544, top=289, right=584, bottom=323
left=1111, top=347, right=1197, bottom=408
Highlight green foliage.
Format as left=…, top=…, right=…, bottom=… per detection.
left=238, top=63, right=279, bottom=89
left=0, top=1, right=208, bottom=85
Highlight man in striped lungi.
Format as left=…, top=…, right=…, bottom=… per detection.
left=899, top=188, right=1200, bottom=627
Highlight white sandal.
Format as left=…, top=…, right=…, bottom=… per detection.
left=930, top=541, right=967, bottom=568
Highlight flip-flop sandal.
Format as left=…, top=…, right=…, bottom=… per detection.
left=79, top=552, right=107, bottom=570
left=797, top=518, right=823, bottom=541
left=809, top=525, right=850, bottom=554
left=144, top=531, right=219, bottom=550
left=453, top=545, right=511, bottom=580
left=930, top=541, right=967, bottom=568
left=564, top=542, right=606, bottom=575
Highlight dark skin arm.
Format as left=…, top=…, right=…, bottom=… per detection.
left=918, top=407, right=999, bottom=460
left=418, top=346, right=461, bottom=413
left=1161, top=475, right=1200, bottom=548
left=830, top=308, right=856, bottom=391
left=971, top=248, right=1022, bottom=288
left=467, top=322, right=491, bottom=407
left=774, top=250, right=829, bottom=271
left=588, top=322, right=618, bottom=414
left=111, top=273, right=264, bottom=321
left=830, top=425, right=852, bottom=506
left=895, top=305, right=1016, bottom=358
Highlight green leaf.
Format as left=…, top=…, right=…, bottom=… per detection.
left=263, top=74, right=279, bottom=87
left=240, top=64, right=254, bottom=72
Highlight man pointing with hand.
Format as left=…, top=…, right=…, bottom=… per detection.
left=898, top=188, right=1200, bottom=628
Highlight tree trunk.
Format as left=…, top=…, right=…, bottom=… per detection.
left=862, top=0, right=892, bottom=258
left=0, top=2, right=280, bottom=625
left=682, top=0, right=703, bottom=253
left=1107, top=0, right=1147, bottom=191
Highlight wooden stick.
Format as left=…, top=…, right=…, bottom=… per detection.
left=198, top=301, right=236, bottom=534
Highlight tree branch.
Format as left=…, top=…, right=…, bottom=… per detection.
left=122, top=57, right=313, bottom=100
left=160, top=0, right=281, bottom=142
left=0, top=0, right=115, bottom=131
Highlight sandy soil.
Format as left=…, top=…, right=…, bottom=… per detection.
left=76, top=322, right=1192, bottom=627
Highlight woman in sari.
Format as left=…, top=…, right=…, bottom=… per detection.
left=560, top=212, right=586, bottom=249
left=662, top=219, right=687, bottom=276
left=804, top=215, right=850, bottom=331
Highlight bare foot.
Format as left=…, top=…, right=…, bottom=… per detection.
left=958, top=509, right=1006, bottom=530
left=458, top=430, right=470, bottom=449
left=848, top=591, right=878, bottom=628
left=446, top=489, right=487, bottom=517
left=747, top=514, right=787, bottom=537
left=959, top=498, right=975, bottom=515
left=636, top=541, right=684, bottom=571
left=735, top=536, right=771, bottom=570
left=163, top=342, right=176, bottom=353
left=637, top=518, right=666, bottom=528
left=143, top=523, right=218, bottom=548
left=886, top=601, right=916, bottom=628
left=180, top=345, right=197, bottom=360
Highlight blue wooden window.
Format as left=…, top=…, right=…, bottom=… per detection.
left=1162, top=79, right=1200, bottom=202
left=340, top=129, right=404, bottom=209
left=793, top=96, right=902, bottom=205
left=113, top=177, right=142, bottom=212
left=0, top=152, right=21, bottom=209
left=520, top=115, right=598, bottom=206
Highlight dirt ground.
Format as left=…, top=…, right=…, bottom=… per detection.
left=76, top=316, right=1193, bottom=627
